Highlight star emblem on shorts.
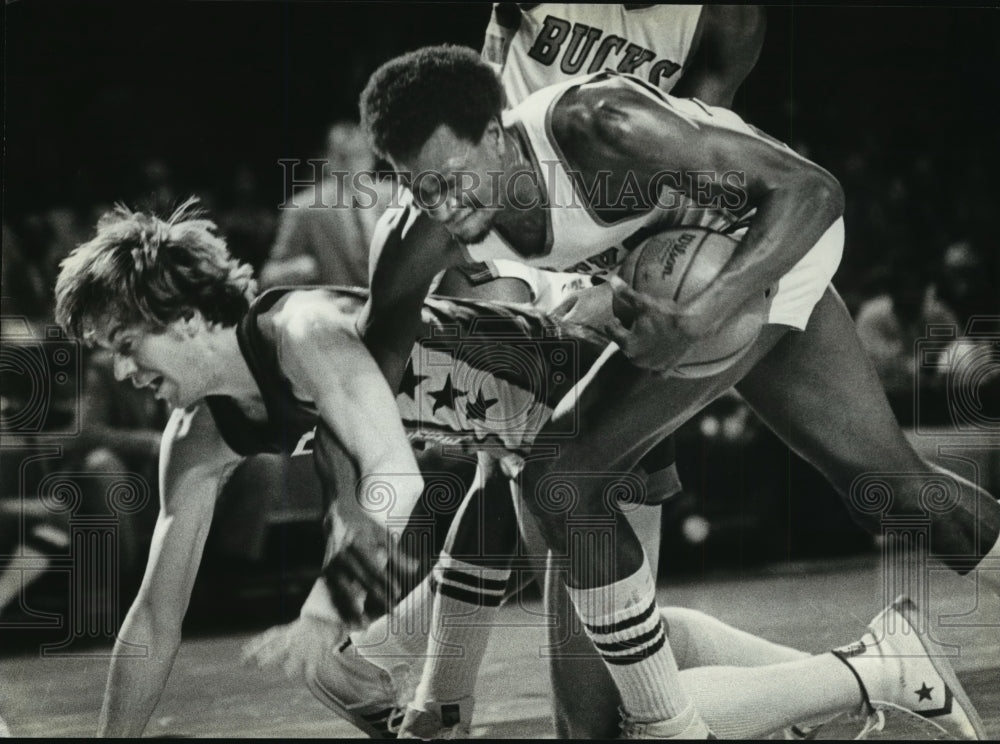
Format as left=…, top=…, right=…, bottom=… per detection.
left=915, top=682, right=934, bottom=702
left=429, top=374, right=466, bottom=414
left=466, top=389, right=498, bottom=421
left=399, top=360, right=428, bottom=400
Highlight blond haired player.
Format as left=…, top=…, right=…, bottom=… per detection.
left=58, top=202, right=985, bottom=741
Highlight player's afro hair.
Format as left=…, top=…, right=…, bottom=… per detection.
left=360, top=44, right=504, bottom=161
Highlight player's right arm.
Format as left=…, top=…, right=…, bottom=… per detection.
left=97, top=405, right=241, bottom=737
left=481, top=3, right=520, bottom=78
left=556, top=76, right=844, bottom=368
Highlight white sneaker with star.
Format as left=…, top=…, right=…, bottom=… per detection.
left=832, top=596, right=985, bottom=740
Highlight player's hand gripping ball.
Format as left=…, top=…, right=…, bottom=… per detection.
left=611, top=227, right=770, bottom=377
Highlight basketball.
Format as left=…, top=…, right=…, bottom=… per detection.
left=616, top=227, right=770, bottom=378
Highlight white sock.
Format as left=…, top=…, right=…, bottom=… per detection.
left=564, top=557, right=692, bottom=723
left=352, top=573, right=435, bottom=674
left=679, top=653, right=862, bottom=739
left=661, top=607, right=809, bottom=670
left=412, top=553, right=510, bottom=706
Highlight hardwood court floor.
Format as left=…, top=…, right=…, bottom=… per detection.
left=3, top=554, right=998, bottom=739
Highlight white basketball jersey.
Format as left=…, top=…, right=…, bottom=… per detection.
left=484, top=4, right=703, bottom=107
left=465, top=71, right=770, bottom=276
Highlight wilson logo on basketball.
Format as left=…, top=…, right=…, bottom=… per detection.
left=650, top=231, right=697, bottom=277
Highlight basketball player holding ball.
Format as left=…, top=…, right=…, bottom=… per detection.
left=392, top=9, right=767, bottom=736
left=53, top=203, right=984, bottom=740
left=247, top=6, right=779, bottom=737
left=355, top=45, right=1000, bottom=738
left=297, top=8, right=773, bottom=739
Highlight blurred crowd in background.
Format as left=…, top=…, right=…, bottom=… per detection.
left=2, top=3, right=998, bottom=633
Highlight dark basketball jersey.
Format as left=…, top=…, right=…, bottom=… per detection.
left=205, top=286, right=593, bottom=460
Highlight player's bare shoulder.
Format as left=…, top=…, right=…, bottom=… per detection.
left=270, top=288, right=361, bottom=351
left=267, top=288, right=367, bottom=404
left=549, top=74, right=690, bottom=170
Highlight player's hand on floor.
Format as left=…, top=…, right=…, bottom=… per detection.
left=241, top=613, right=346, bottom=681
left=605, top=274, right=700, bottom=371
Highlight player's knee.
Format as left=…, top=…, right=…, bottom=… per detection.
left=660, top=607, right=719, bottom=652
left=642, top=465, right=683, bottom=505
left=658, top=606, right=710, bottom=668
left=660, top=605, right=715, bottom=634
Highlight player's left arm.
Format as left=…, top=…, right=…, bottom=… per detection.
left=276, top=295, right=424, bottom=526
left=671, top=5, right=766, bottom=109
left=567, top=82, right=844, bottom=340
left=360, top=202, right=465, bottom=392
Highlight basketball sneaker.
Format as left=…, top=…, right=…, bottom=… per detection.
left=397, top=696, right=474, bottom=739
left=618, top=705, right=715, bottom=739
left=765, top=722, right=821, bottom=740
left=305, top=636, right=406, bottom=738
left=831, top=595, right=985, bottom=740
left=781, top=723, right=819, bottom=739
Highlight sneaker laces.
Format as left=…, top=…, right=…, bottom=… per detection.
left=853, top=708, right=886, bottom=740
left=618, top=707, right=642, bottom=738
left=386, top=709, right=406, bottom=737
left=862, top=701, right=952, bottom=740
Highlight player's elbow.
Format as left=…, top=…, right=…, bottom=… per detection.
left=797, top=168, right=845, bottom=226
left=816, top=172, right=845, bottom=221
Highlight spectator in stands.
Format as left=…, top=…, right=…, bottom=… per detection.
left=854, top=259, right=957, bottom=394
left=0, top=349, right=167, bottom=621
left=217, top=165, right=278, bottom=273
left=260, top=122, right=393, bottom=289
left=1, top=222, right=49, bottom=320
left=938, top=239, right=997, bottom=321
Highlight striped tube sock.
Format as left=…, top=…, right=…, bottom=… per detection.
left=412, top=553, right=511, bottom=706
left=565, top=558, right=691, bottom=723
